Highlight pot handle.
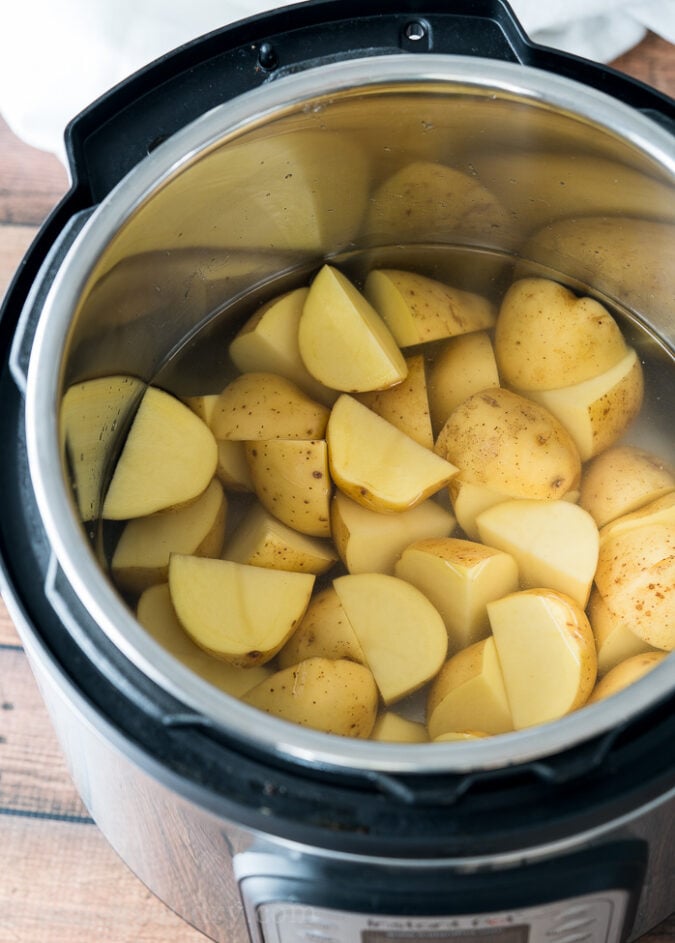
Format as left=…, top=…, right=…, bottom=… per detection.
left=61, top=0, right=673, bottom=206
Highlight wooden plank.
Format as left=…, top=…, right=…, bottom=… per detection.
left=0, top=815, right=207, bottom=943
left=611, top=33, right=675, bottom=97
left=0, top=115, right=68, bottom=227
left=0, top=598, right=21, bottom=647
left=0, top=221, right=37, bottom=303
left=0, top=647, right=87, bottom=819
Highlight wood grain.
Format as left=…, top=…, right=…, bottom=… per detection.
left=0, top=30, right=673, bottom=943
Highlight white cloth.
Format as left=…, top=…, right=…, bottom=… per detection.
left=0, top=0, right=673, bottom=162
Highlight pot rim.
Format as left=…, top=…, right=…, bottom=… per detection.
left=24, top=53, right=674, bottom=776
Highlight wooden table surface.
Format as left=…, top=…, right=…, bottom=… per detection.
left=1, top=33, right=674, bottom=943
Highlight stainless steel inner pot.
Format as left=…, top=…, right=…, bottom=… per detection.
left=21, top=54, right=675, bottom=775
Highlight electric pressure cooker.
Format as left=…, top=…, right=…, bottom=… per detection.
left=0, top=1, right=673, bottom=941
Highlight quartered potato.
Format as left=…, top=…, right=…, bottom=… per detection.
left=87, top=258, right=670, bottom=743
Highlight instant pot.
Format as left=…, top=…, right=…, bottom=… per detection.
left=0, top=1, right=673, bottom=941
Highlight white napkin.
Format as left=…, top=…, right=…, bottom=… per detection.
left=0, top=0, right=673, bottom=161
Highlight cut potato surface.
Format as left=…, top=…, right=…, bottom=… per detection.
left=243, top=657, right=379, bottom=737
left=62, top=374, right=145, bottom=521
left=357, top=353, right=434, bottom=448
left=334, top=573, right=448, bottom=705
left=245, top=438, right=332, bottom=537
left=427, top=637, right=513, bottom=738
left=298, top=265, right=407, bottom=392
left=211, top=372, right=329, bottom=441
left=528, top=348, right=643, bottom=462
left=476, top=499, right=599, bottom=608
left=168, top=555, right=314, bottom=667
left=579, top=445, right=675, bottom=528
left=371, top=712, right=429, bottom=743
left=278, top=586, right=366, bottom=669
left=395, top=537, right=519, bottom=654
left=224, top=501, right=337, bottom=574
left=598, top=491, right=675, bottom=545
left=102, top=386, right=218, bottom=520
left=327, top=394, right=458, bottom=513
left=112, top=478, right=227, bottom=594
left=364, top=268, right=495, bottom=347
left=436, top=387, right=581, bottom=501
left=137, top=584, right=272, bottom=697
left=588, top=588, right=657, bottom=677
left=331, top=490, right=455, bottom=575
left=487, top=589, right=597, bottom=729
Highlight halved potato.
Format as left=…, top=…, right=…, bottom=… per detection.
left=363, top=268, right=495, bottom=348
left=435, top=387, right=581, bottom=500
left=112, top=478, right=227, bottom=594
left=278, top=586, right=366, bottom=669
left=224, top=501, right=338, bottom=574
left=137, top=583, right=271, bottom=696
left=487, top=588, right=597, bottom=729
left=588, top=588, right=657, bottom=677
left=298, top=265, right=407, bottom=392
left=228, top=287, right=336, bottom=405
left=331, top=490, right=455, bottom=575
left=594, top=524, right=674, bottom=651
left=215, top=439, right=254, bottom=492
left=587, top=651, right=668, bottom=704
left=448, top=479, right=511, bottom=541
left=395, top=537, right=519, bottom=654
left=184, top=393, right=220, bottom=427
left=245, top=438, right=331, bottom=537
left=334, top=573, right=448, bottom=705
left=527, top=348, right=643, bottom=462
left=494, top=278, right=627, bottom=391
left=426, top=637, right=514, bottom=738
left=579, top=445, right=674, bottom=527
left=357, top=354, right=433, bottom=448
left=371, top=712, right=429, bottom=743
left=211, top=372, right=329, bottom=441
left=168, top=554, right=314, bottom=667
left=327, top=394, right=458, bottom=513
left=428, top=332, right=499, bottom=436
left=102, top=385, right=218, bottom=520
left=61, top=374, right=145, bottom=521
left=243, top=657, right=379, bottom=737
left=598, top=491, right=675, bottom=544
left=476, top=499, right=599, bottom=608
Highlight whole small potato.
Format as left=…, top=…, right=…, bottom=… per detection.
left=435, top=387, right=581, bottom=500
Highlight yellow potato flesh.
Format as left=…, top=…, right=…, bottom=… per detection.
left=102, top=386, right=217, bottom=520
left=488, top=589, right=597, bottom=729
left=278, top=586, right=366, bottom=669
left=168, top=555, right=314, bottom=667
left=224, top=501, right=337, bottom=574
left=211, top=372, right=329, bottom=441
left=426, top=638, right=513, bottom=738
left=245, top=438, right=331, bottom=537
left=428, top=332, right=499, bottom=436
left=494, top=277, right=627, bottom=391
left=476, top=499, right=599, bottom=608
left=598, top=491, right=675, bottom=545
left=61, top=374, right=145, bottom=521
left=579, top=445, right=675, bottom=528
left=334, top=573, right=448, bottom=705
left=371, top=712, right=429, bottom=743
left=528, top=348, right=643, bottom=462
left=243, top=657, right=379, bottom=737
left=364, top=268, right=495, bottom=348
left=229, top=287, right=336, bottom=405
left=215, top=439, right=254, bottom=492
left=137, top=584, right=272, bottom=697
left=327, top=395, right=458, bottom=513
left=357, top=354, right=434, bottom=448
left=298, top=265, right=407, bottom=392
left=395, top=537, right=519, bottom=654
left=448, top=479, right=511, bottom=541
left=436, top=387, right=581, bottom=500
left=112, top=478, right=227, bottom=595
left=594, top=524, right=675, bottom=651
left=331, top=490, right=455, bottom=575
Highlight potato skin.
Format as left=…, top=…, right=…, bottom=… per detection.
left=579, top=445, right=675, bottom=527
left=435, top=387, right=581, bottom=499
left=243, top=657, right=379, bottom=737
